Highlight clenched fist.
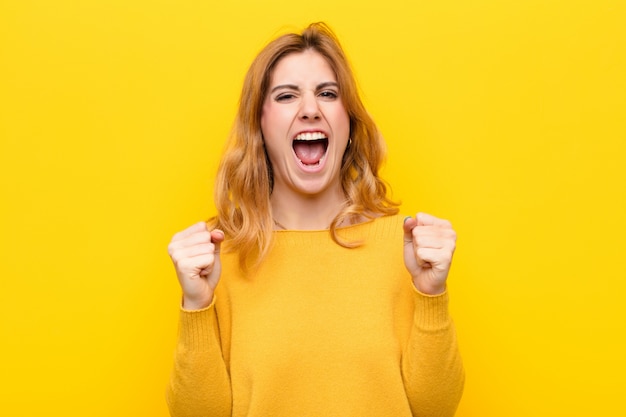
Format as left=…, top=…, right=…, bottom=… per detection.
left=167, top=222, right=225, bottom=310
left=403, top=213, right=457, bottom=295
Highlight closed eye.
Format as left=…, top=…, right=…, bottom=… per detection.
left=275, top=93, right=297, bottom=102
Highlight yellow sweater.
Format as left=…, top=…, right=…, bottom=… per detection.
left=167, top=214, right=464, bottom=416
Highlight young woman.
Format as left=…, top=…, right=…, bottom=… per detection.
left=166, top=22, right=464, bottom=417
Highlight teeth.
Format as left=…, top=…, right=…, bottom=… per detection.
left=294, top=132, right=326, bottom=140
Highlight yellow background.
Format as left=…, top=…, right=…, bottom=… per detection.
left=1, top=0, right=625, bottom=415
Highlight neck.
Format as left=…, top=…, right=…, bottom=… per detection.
left=271, top=185, right=346, bottom=230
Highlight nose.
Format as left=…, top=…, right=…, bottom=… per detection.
left=299, top=93, right=321, bottom=121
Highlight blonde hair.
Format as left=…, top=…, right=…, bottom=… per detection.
left=211, top=22, right=399, bottom=270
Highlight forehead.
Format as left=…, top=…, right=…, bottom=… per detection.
left=269, top=50, right=337, bottom=85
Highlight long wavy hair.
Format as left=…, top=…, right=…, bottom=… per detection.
left=210, top=22, right=399, bottom=270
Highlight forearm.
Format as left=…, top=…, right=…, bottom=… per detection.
left=166, top=302, right=232, bottom=417
left=402, top=290, right=465, bottom=417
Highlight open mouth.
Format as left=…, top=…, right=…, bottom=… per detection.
left=292, top=132, right=328, bottom=166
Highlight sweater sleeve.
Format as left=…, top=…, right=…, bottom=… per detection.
left=402, top=290, right=465, bottom=417
left=166, top=300, right=232, bottom=417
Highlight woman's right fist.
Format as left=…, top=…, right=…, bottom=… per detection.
left=167, top=222, right=224, bottom=310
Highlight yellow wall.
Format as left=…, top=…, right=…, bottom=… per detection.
left=1, top=0, right=624, bottom=415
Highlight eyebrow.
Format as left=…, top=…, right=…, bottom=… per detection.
left=270, top=81, right=339, bottom=94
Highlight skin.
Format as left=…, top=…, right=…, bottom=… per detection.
left=168, top=51, right=456, bottom=309
left=168, top=225, right=224, bottom=310
left=403, top=213, right=456, bottom=295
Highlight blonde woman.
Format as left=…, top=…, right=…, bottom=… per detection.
left=166, top=22, right=464, bottom=417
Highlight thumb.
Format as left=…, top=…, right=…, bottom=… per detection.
left=198, top=229, right=224, bottom=280
left=210, top=229, right=225, bottom=255
left=403, top=215, right=428, bottom=269
left=403, top=216, right=416, bottom=244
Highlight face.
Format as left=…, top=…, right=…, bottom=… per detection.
left=261, top=49, right=350, bottom=200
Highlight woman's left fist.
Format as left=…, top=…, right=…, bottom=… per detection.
left=403, top=212, right=457, bottom=295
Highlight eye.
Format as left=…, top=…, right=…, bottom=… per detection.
left=319, top=90, right=338, bottom=100
left=275, top=93, right=296, bottom=102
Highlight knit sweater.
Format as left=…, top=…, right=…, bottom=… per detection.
left=166, top=214, right=464, bottom=417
